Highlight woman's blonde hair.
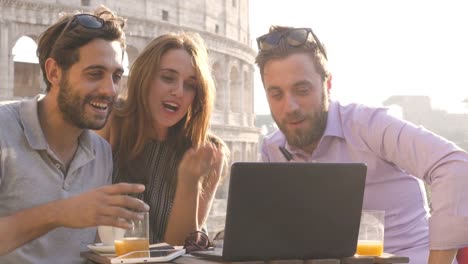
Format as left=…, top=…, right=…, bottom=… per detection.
left=113, top=32, right=215, bottom=167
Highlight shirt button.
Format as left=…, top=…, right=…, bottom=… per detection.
left=55, top=163, right=61, bottom=169
left=63, top=183, right=71, bottom=191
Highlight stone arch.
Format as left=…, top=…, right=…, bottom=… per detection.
left=246, top=143, right=254, bottom=162
left=243, top=68, right=251, bottom=113
left=229, top=65, right=240, bottom=112
left=212, top=62, right=224, bottom=111
left=119, top=45, right=138, bottom=93
left=125, top=45, right=139, bottom=71
left=233, top=149, right=241, bottom=163
left=12, top=35, right=41, bottom=97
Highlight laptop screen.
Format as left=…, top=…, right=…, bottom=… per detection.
left=222, top=162, right=367, bottom=261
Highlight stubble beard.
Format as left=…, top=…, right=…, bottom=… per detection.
left=57, top=76, right=112, bottom=130
left=274, top=92, right=329, bottom=149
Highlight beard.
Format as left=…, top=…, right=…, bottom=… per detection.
left=57, top=75, right=113, bottom=130
left=273, top=91, right=329, bottom=148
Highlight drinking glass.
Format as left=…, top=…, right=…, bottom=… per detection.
left=114, top=211, right=149, bottom=256
left=356, top=210, right=385, bottom=256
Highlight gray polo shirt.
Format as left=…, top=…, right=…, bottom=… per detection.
left=0, top=95, right=113, bottom=264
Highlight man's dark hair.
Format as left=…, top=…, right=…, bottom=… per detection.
left=37, top=5, right=126, bottom=92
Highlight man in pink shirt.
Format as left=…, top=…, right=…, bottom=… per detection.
left=256, top=26, right=468, bottom=264
left=458, top=247, right=468, bottom=264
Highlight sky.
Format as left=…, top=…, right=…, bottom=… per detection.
left=11, top=0, right=468, bottom=115
left=249, top=0, right=468, bottom=114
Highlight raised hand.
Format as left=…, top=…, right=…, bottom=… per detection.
left=177, top=142, right=222, bottom=188
left=165, top=140, right=226, bottom=245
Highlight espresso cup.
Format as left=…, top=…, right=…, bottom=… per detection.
left=97, top=225, right=124, bottom=246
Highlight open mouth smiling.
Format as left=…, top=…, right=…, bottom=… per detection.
left=163, top=102, right=180, bottom=112
left=90, top=101, right=110, bottom=111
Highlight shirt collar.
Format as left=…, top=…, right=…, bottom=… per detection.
left=19, top=94, right=95, bottom=155
left=323, top=99, right=345, bottom=139
left=20, top=95, right=48, bottom=150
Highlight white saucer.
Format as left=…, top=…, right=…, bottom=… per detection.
left=87, top=243, right=115, bottom=254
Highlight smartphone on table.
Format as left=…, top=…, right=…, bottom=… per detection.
left=110, top=249, right=185, bottom=263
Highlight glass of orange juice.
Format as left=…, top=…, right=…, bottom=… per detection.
left=114, top=212, right=150, bottom=257
left=356, top=210, right=385, bottom=256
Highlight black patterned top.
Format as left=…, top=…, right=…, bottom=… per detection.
left=112, top=140, right=185, bottom=243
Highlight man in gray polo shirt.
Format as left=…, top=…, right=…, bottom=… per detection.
left=0, top=6, right=149, bottom=264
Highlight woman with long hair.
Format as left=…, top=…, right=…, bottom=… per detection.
left=97, top=32, right=228, bottom=245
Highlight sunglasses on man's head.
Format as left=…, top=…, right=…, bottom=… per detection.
left=62, top=14, right=105, bottom=33
left=55, top=14, right=105, bottom=42
left=256, top=28, right=328, bottom=60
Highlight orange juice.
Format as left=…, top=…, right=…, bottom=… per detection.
left=356, top=240, right=383, bottom=256
left=114, top=237, right=149, bottom=256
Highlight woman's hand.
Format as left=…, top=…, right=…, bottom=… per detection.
left=165, top=139, right=227, bottom=245
left=177, top=142, right=222, bottom=188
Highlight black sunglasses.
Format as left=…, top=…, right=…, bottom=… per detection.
left=256, top=28, right=328, bottom=60
left=55, top=14, right=105, bottom=43
left=183, top=230, right=224, bottom=253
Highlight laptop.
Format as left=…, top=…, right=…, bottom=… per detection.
left=192, top=162, right=367, bottom=262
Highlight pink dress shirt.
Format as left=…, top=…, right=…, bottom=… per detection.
left=261, top=100, right=468, bottom=264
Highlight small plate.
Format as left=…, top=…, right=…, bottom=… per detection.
left=87, top=243, right=115, bottom=254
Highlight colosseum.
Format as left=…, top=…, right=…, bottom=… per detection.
left=0, top=0, right=260, bottom=234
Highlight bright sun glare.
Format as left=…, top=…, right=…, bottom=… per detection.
left=250, top=0, right=468, bottom=114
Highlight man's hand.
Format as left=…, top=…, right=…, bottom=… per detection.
left=0, top=183, right=148, bottom=256
left=54, top=183, right=149, bottom=229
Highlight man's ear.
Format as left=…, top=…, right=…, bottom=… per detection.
left=44, top=58, right=62, bottom=90
left=326, top=74, right=332, bottom=96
